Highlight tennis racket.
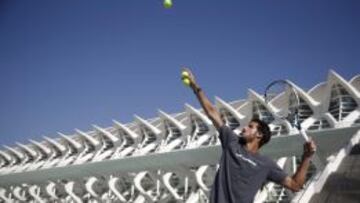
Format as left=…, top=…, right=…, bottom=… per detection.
left=264, top=80, right=323, bottom=168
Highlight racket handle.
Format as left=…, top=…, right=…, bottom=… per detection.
left=300, top=128, right=324, bottom=169
left=299, top=128, right=310, bottom=142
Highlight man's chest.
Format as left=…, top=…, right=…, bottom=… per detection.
left=226, top=147, right=268, bottom=179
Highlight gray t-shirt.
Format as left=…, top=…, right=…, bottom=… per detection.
left=210, top=125, right=287, bottom=203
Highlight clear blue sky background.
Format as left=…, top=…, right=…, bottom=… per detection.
left=0, top=0, right=359, bottom=146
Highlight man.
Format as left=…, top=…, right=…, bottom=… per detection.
left=183, top=68, right=316, bottom=203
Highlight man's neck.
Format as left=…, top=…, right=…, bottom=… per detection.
left=244, top=142, right=260, bottom=154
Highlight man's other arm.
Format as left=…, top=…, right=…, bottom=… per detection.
left=281, top=140, right=316, bottom=192
left=182, top=68, right=224, bottom=130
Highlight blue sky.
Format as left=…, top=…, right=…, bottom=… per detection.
left=0, top=0, right=359, bottom=146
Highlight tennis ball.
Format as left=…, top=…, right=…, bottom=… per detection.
left=183, top=78, right=190, bottom=86
left=163, top=0, right=172, bottom=9
left=181, top=71, right=190, bottom=78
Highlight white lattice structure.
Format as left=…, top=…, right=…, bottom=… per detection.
left=0, top=70, right=359, bottom=203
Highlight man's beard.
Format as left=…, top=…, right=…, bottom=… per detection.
left=238, top=136, right=246, bottom=145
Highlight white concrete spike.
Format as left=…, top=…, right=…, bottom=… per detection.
left=248, top=88, right=280, bottom=116
left=3, top=145, right=24, bottom=159
left=29, top=139, right=52, bottom=155
left=113, top=120, right=139, bottom=140
left=0, top=150, right=12, bottom=162
left=158, top=109, right=186, bottom=131
left=248, top=88, right=268, bottom=102
left=134, top=115, right=162, bottom=135
left=184, top=103, right=212, bottom=126
left=75, top=129, right=100, bottom=146
left=44, top=136, right=67, bottom=152
left=16, top=142, right=38, bottom=158
left=215, top=96, right=245, bottom=120
left=93, top=124, right=119, bottom=142
left=58, top=133, right=83, bottom=149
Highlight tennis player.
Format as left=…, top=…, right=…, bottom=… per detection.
left=182, top=68, right=316, bottom=203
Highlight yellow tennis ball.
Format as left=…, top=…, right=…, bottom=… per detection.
left=183, top=78, right=190, bottom=86
left=163, top=0, right=172, bottom=9
left=181, top=71, right=189, bottom=78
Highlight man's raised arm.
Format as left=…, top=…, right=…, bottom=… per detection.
left=182, top=68, right=224, bottom=130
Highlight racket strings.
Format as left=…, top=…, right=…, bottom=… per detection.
left=264, top=82, right=291, bottom=119
left=264, top=80, right=305, bottom=130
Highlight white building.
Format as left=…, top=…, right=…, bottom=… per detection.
left=0, top=70, right=359, bottom=203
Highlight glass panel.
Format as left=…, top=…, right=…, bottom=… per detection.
left=328, top=84, right=358, bottom=121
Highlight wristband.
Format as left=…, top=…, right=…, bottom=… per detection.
left=193, top=87, right=202, bottom=94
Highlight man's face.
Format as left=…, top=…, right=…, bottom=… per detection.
left=239, top=121, right=261, bottom=143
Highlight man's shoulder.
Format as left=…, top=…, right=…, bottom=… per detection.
left=257, top=154, right=277, bottom=166
left=218, top=124, right=231, bottom=132
left=217, top=125, right=236, bottom=138
left=217, top=125, right=240, bottom=148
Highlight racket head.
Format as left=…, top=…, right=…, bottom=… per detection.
left=264, top=80, right=301, bottom=128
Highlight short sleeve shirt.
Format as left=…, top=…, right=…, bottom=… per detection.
left=210, top=125, right=287, bottom=203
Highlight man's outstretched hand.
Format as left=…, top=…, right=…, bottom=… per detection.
left=182, top=67, right=199, bottom=90
left=303, top=139, right=316, bottom=159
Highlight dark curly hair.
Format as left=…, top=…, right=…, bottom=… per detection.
left=251, top=118, right=271, bottom=148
